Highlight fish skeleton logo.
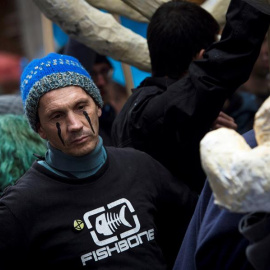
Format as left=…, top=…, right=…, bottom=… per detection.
left=83, top=198, right=140, bottom=246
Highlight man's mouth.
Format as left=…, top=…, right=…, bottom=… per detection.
left=70, top=135, right=89, bottom=145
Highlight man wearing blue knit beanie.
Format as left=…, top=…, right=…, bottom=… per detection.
left=0, top=52, right=197, bottom=270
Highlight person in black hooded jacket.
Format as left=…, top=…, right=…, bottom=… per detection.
left=111, top=0, right=270, bottom=195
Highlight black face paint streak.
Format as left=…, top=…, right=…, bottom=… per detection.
left=83, top=111, right=95, bottom=134
left=56, top=122, right=65, bottom=146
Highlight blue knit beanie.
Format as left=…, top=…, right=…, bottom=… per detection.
left=20, top=52, right=103, bottom=132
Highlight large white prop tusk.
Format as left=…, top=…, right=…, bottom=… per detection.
left=33, top=0, right=231, bottom=73
left=201, top=0, right=231, bottom=27
left=200, top=96, right=270, bottom=213
left=85, top=0, right=149, bottom=23
left=121, top=0, right=169, bottom=20
left=33, top=0, right=151, bottom=72
left=122, top=0, right=229, bottom=26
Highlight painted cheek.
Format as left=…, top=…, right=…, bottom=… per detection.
left=56, top=122, right=65, bottom=146
left=83, top=111, right=95, bottom=134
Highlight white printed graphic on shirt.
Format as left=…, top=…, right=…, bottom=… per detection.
left=83, top=198, right=140, bottom=246
left=81, top=198, right=155, bottom=265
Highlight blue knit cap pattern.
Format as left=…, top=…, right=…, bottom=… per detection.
left=20, top=52, right=103, bottom=132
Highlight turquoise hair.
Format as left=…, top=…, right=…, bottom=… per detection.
left=0, top=114, right=47, bottom=193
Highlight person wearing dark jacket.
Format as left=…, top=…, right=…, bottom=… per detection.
left=111, top=0, right=270, bottom=194
left=0, top=52, right=197, bottom=270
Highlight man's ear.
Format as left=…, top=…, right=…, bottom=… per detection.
left=37, top=122, right=47, bottom=140
left=98, top=107, right=102, bottom=117
left=195, top=49, right=205, bottom=60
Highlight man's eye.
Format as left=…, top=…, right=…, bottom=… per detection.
left=52, top=114, right=62, bottom=119
left=78, top=105, right=85, bottom=110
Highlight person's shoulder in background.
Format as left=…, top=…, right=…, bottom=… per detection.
left=0, top=94, right=24, bottom=115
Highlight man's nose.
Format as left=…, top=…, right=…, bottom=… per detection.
left=95, top=74, right=107, bottom=88
left=66, top=112, right=83, bottom=131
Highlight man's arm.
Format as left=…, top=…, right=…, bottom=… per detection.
left=0, top=203, right=27, bottom=269
left=125, top=0, right=269, bottom=132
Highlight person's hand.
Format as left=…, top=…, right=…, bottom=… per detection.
left=211, top=111, right=237, bottom=130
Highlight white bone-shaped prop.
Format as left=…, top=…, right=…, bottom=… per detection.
left=33, top=0, right=151, bottom=72
left=122, top=0, right=228, bottom=24
left=85, top=0, right=149, bottom=23
left=201, top=0, right=230, bottom=26
left=121, top=0, right=169, bottom=20
left=200, top=96, right=270, bottom=213
left=33, top=0, right=227, bottom=72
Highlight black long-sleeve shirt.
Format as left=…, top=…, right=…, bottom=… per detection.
left=0, top=147, right=197, bottom=270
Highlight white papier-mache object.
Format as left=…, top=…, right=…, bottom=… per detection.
left=33, top=0, right=228, bottom=72
left=200, top=96, right=270, bottom=213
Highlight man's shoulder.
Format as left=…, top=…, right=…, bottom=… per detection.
left=125, top=76, right=169, bottom=103
left=106, top=146, right=150, bottom=157
left=105, top=146, right=164, bottom=167
left=1, top=164, right=38, bottom=195
left=105, top=146, right=176, bottom=183
left=0, top=167, right=40, bottom=214
left=126, top=85, right=164, bottom=105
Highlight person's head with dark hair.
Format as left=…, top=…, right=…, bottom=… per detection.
left=89, top=53, right=113, bottom=102
left=63, top=38, right=96, bottom=73
left=0, top=114, right=46, bottom=193
left=147, top=0, right=220, bottom=79
left=93, top=53, right=112, bottom=69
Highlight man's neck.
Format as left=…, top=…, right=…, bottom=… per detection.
left=243, top=74, right=270, bottom=97
left=40, top=136, right=107, bottom=178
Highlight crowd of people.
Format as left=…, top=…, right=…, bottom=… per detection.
left=0, top=0, right=270, bottom=269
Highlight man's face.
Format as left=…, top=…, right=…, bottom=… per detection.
left=90, top=63, right=112, bottom=103
left=37, top=86, right=102, bottom=156
left=253, top=37, right=269, bottom=78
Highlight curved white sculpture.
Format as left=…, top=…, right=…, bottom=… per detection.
left=200, top=96, right=270, bottom=213
left=33, top=0, right=227, bottom=73
left=122, top=0, right=169, bottom=20
left=85, top=0, right=149, bottom=23
left=33, top=0, right=151, bottom=72
left=201, top=0, right=230, bottom=27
